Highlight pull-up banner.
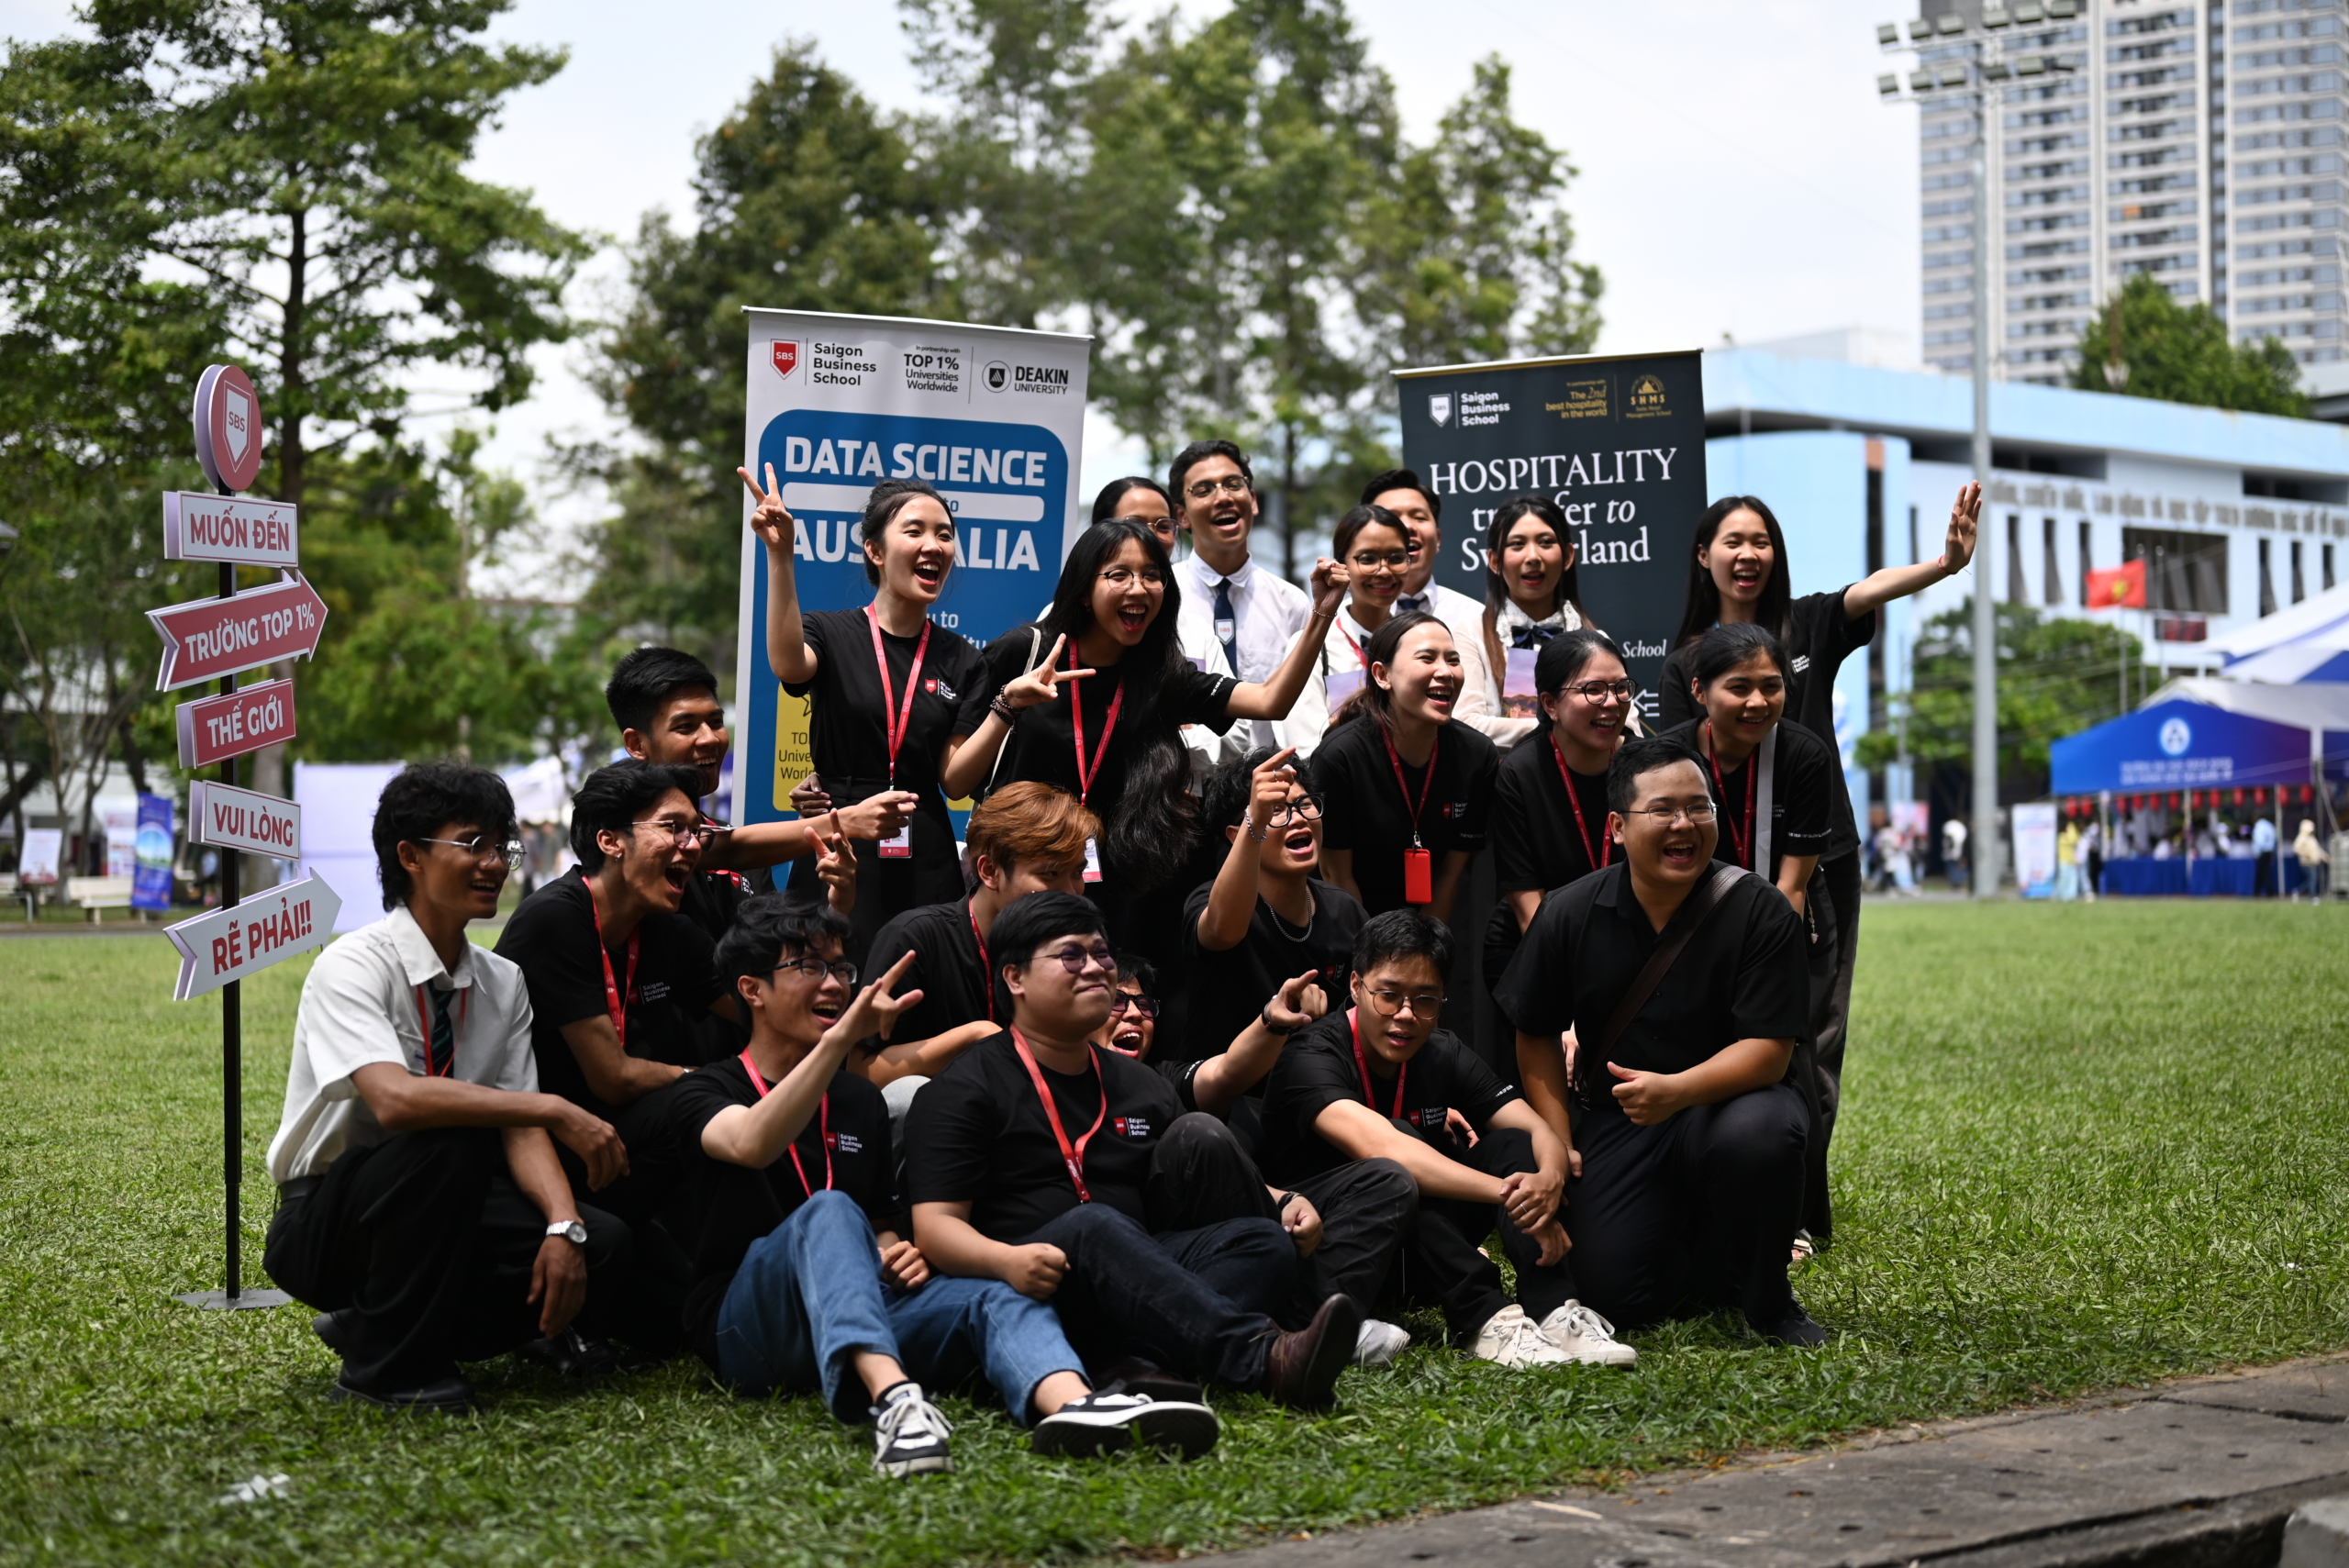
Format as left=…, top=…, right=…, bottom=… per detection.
left=735, top=309, right=1093, bottom=825
left=1397, top=349, right=1707, bottom=723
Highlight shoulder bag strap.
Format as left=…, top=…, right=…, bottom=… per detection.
left=1575, top=862, right=1747, bottom=1103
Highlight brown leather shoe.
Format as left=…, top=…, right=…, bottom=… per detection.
left=1263, top=1293, right=1362, bottom=1409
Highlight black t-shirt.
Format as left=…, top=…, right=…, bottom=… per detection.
left=677, top=863, right=778, bottom=947
left=1314, top=717, right=1498, bottom=915
left=864, top=896, right=994, bottom=1045
left=1485, top=736, right=1615, bottom=991
left=904, top=1029, right=1184, bottom=1240
left=953, top=623, right=1238, bottom=828
left=1177, top=877, right=1364, bottom=1064
left=1660, top=717, right=1835, bottom=887
left=494, top=868, right=726, bottom=1118
left=1491, top=862, right=1809, bottom=1123
left=787, top=607, right=985, bottom=806
left=670, top=1055, right=896, bottom=1370
left=1658, top=590, right=1875, bottom=859
left=1255, top=1011, right=1519, bottom=1186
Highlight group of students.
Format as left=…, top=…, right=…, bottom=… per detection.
left=261, top=439, right=1981, bottom=1479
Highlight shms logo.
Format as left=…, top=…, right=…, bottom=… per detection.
left=985, top=361, right=1009, bottom=391
left=2159, top=716, right=2192, bottom=757
left=1428, top=393, right=1453, bottom=427
left=1625, top=373, right=1669, bottom=418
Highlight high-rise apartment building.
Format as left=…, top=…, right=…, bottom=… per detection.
left=1918, top=0, right=2346, bottom=385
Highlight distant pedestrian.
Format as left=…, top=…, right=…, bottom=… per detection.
left=2077, top=820, right=2101, bottom=902
left=1943, top=817, right=1969, bottom=891
left=2294, top=818, right=2328, bottom=900
left=2253, top=815, right=2279, bottom=897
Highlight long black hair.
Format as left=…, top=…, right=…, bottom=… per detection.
left=1532, top=627, right=1630, bottom=696
left=1036, top=517, right=1197, bottom=891
left=1090, top=475, right=1173, bottom=523
left=1330, top=609, right=1445, bottom=731
left=1673, top=495, right=1793, bottom=650
left=1479, top=495, right=1595, bottom=688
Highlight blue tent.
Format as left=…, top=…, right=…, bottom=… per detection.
left=2048, top=697, right=2348, bottom=795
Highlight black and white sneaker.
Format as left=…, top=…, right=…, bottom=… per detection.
left=870, top=1382, right=954, bottom=1477
left=1031, top=1391, right=1220, bottom=1459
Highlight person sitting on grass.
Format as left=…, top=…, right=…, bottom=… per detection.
left=1256, top=909, right=1633, bottom=1370
left=677, top=897, right=1218, bottom=1474
left=1492, top=735, right=1824, bottom=1347
left=263, top=763, right=635, bottom=1414
left=907, top=892, right=1363, bottom=1409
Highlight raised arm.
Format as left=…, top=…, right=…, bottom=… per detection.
left=1188, top=970, right=1321, bottom=1116
left=1842, top=480, right=1980, bottom=620
left=1224, top=560, right=1344, bottom=721
left=700, top=956, right=919, bottom=1168
left=740, top=462, right=818, bottom=684
left=1197, top=748, right=1297, bottom=951
left=941, top=633, right=1092, bottom=799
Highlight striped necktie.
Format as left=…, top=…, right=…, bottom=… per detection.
left=427, top=984, right=457, bottom=1075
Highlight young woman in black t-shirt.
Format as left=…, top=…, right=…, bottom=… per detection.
left=941, top=517, right=1343, bottom=959
left=1315, top=612, right=1499, bottom=925
left=1484, top=629, right=1634, bottom=995
left=1663, top=623, right=1833, bottom=914
left=744, top=470, right=978, bottom=953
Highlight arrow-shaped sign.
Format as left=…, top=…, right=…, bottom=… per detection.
left=188, top=780, right=302, bottom=859
left=165, top=874, right=341, bottom=1001
left=147, top=573, right=328, bottom=693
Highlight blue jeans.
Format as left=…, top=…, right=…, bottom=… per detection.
left=714, top=1189, right=1080, bottom=1425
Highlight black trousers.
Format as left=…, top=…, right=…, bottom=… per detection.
left=550, top=1082, right=696, bottom=1351
left=263, top=1128, right=631, bottom=1390
left=1565, top=1084, right=1808, bottom=1333
left=1285, top=1158, right=1419, bottom=1324
left=1391, top=1124, right=1577, bottom=1343
left=1807, top=850, right=1862, bottom=1240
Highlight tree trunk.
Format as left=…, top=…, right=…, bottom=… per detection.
left=250, top=198, right=310, bottom=799
left=1280, top=422, right=1299, bottom=584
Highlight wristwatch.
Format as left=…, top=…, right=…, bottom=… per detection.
left=545, top=1218, right=587, bottom=1245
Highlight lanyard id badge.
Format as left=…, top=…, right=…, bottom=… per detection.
left=1083, top=837, right=1103, bottom=884
left=879, top=821, right=913, bottom=859
left=1381, top=728, right=1440, bottom=906
left=867, top=606, right=930, bottom=860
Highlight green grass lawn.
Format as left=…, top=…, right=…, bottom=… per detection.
left=2, top=901, right=2345, bottom=1566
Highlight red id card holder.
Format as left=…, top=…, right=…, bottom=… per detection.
left=1403, top=847, right=1432, bottom=905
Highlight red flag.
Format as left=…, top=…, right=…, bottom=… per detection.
left=2086, top=559, right=2146, bottom=609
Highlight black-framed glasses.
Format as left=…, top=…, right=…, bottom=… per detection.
left=1108, top=992, right=1161, bottom=1018
left=1185, top=474, right=1251, bottom=500
left=1268, top=795, right=1324, bottom=827
left=1564, top=679, right=1639, bottom=703
left=1097, top=566, right=1165, bottom=589
left=1627, top=803, right=1719, bottom=826
left=1348, top=549, right=1410, bottom=572
left=416, top=834, right=526, bottom=869
left=1362, top=987, right=1442, bottom=1018
left=632, top=816, right=722, bottom=846
left=1041, top=941, right=1117, bottom=974
left=774, top=956, right=858, bottom=985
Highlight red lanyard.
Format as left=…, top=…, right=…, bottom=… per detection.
left=968, top=902, right=995, bottom=1023
left=865, top=606, right=931, bottom=789
left=586, top=882, right=640, bottom=1051
left=1553, top=739, right=1610, bottom=873
left=739, top=1048, right=833, bottom=1197
left=1009, top=1028, right=1108, bottom=1203
left=1338, top=623, right=1365, bottom=667
left=1348, top=1007, right=1408, bottom=1118
left=1380, top=727, right=1440, bottom=849
left=412, top=985, right=470, bottom=1075
left=1065, top=646, right=1125, bottom=807
left=1703, top=722, right=1758, bottom=870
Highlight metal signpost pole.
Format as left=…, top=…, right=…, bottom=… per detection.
left=217, top=557, right=241, bottom=1300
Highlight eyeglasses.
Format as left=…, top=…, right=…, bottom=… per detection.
left=774, top=956, right=859, bottom=985
left=1362, top=987, right=1442, bottom=1018
left=1184, top=474, right=1251, bottom=500
left=1108, top=992, right=1161, bottom=1018
left=1348, top=549, right=1411, bottom=571
left=1266, top=795, right=1323, bottom=826
left=1041, top=941, right=1117, bottom=974
left=1097, top=566, right=1166, bottom=590
left=631, top=816, right=722, bottom=846
left=416, top=834, right=526, bottom=869
left=1627, top=803, right=1720, bottom=826
left=1564, top=679, right=1638, bottom=703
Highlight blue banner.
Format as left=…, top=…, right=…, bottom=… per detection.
left=133, top=793, right=173, bottom=912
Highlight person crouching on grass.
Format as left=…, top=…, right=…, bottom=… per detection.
left=678, top=896, right=1217, bottom=1475
left=1493, top=735, right=1825, bottom=1347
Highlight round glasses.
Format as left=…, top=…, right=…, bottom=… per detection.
left=416, top=834, right=526, bottom=869
left=774, top=957, right=858, bottom=986
left=1108, top=992, right=1161, bottom=1018
left=1041, top=941, right=1117, bottom=974
left=632, top=816, right=723, bottom=847
left=1185, top=474, right=1251, bottom=500
left=1362, top=987, right=1442, bottom=1018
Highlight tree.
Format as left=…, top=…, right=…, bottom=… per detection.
left=2071, top=272, right=2309, bottom=417
left=1856, top=598, right=2143, bottom=799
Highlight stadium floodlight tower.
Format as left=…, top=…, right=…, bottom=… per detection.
left=1876, top=2, right=2078, bottom=897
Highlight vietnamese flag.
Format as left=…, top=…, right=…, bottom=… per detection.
left=2086, top=558, right=2146, bottom=608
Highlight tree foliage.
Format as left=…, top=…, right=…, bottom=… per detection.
left=2070, top=272, right=2309, bottom=418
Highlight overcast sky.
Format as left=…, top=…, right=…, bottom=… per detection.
left=2, top=0, right=1920, bottom=594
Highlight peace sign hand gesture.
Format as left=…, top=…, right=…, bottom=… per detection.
left=737, top=462, right=796, bottom=555
left=999, top=633, right=1094, bottom=713
left=822, top=951, right=926, bottom=1050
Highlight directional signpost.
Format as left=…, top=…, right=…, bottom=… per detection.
left=159, top=362, right=310, bottom=1313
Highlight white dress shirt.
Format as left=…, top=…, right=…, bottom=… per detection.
left=1174, top=551, right=1314, bottom=751
left=266, top=904, right=537, bottom=1184
left=1392, top=580, right=1485, bottom=639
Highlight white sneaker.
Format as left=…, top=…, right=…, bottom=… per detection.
left=871, top=1382, right=953, bottom=1477
left=1353, top=1318, right=1411, bottom=1366
left=1469, top=1304, right=1573, bottom=1366
left=1537, top=1300, right=1638, bottom=1366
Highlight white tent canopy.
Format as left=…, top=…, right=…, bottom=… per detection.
left=2144, top=676, right=2349, bottom=732
left=2202, top=580, right=2349, bottom=684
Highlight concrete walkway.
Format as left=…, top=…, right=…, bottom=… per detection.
left=1221, top=1356, right=2349, bottom=1568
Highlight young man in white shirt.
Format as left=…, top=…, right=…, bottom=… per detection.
left=1171, top=439, right=1319, bottom=754
left=1363, top=468, right=1484, bottom=634
left=263, top=764, right=634, bottom=1413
